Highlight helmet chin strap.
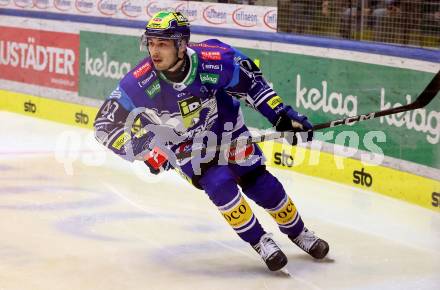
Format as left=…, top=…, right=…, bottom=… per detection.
left=164, top=39, right=185, bottom=72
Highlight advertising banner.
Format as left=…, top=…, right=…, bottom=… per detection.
left=78, top=30, right=439, bottom=169
left=79, top=31, right=143, bottom=99
left=0, top=0, right=277, bottom=32
left=0, top=26, right=79, bottom=91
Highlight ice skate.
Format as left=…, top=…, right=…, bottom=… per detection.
left=289, top=227, right=329, bottom=259
left=253, top=233, right=288, bottom=271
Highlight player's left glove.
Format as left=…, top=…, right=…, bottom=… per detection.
left=144, top=146, right=173, bottom=175
left=274, top=105, right=313, bottom=144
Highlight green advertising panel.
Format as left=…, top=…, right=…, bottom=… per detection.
left=79, top=31, right=439, bottom=169
left=79, top=31, right=144, bottom=99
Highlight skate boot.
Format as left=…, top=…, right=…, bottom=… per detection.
left=289, top=227, right=329, bottom=259
left=252, top=233, right=288, bottom=271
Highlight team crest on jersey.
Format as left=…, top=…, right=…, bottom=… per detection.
left=178, top=96, right=202, bottom=128
left=201, top=51, right=222, bottom=61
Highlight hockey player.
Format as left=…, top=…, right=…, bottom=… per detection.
left=94, top=11, right=329, bottom=272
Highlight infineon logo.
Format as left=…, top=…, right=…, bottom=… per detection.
left=75, top=0, right=94, bottom=13
left=97, top=0, right=118, bottom=16
left=33, top=0, right=50, bottom=9
left=203, top=5, right=227, bottom=25
left=263, top=10, right=277, bottom=30
left=54, top=0, right=73, bottom=11
left=175, top=3, right=198, bottom=22
left=14, top=0, right=33, bottom=8
left=0, top=0, right=11, bottom=7
left=232, top=8, right=258, bottom=27
left=121, top=0, right=142, bottom=18
left=146, top=1, right=173, bottom=17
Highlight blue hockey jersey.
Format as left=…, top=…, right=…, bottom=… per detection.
left=94, top=39, right=286, bottom=162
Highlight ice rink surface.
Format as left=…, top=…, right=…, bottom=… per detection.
left=1, top=111, right=439, bottom=290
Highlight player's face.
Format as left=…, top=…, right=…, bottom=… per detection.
left=147, top=38, right=178, bottom=71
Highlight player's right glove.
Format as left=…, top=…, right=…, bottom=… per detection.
left=144, top=146, right=173, bottom=175
left=274, top=105, right=313, bottom=144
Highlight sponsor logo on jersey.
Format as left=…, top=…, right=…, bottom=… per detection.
left=34, top=0, right=50, bottom=9
left=432, top=192, right=440, bottom=207
left=178, top=96, right=202, bottom=128
left=202, top=5, right=227, bottom=25
left=232, top=8, right=258, bottom=28
left=145, top=79, right=160, bottom=98
left=190, top=43, right=227, bottom=50
left=133, top=61, right=152, bottom=79
left=97, top=0, right=117, bottom=16
left=274, top=150, right=294, bottom=167
left=267, top=95, right=283, bottom=109
left=352, top=168, right=373, bottom=187
left=263, top=9, right=277, bottom=30
left=75, top=0, right=94, bottom=13
left=24, top=100, right=37, bottom=113
left=112, top=132, right=131, bottom=150
left=221, top=196, right=253, bottom=229
left=138, top=71, right=156, bottom=88
left=121, top=0, right=142, bottom=18
left=267, top=196, right=297, bottom=226
left=201, top=51, right=221, bottom=61
left=200, top=73, right=219, bottom=84
left=202, top=63, right=223, bottom=71
left=75, top=110, right=89, bottom=125
left=227, top=144, right=254, bottom=163
left=54, top=0, right=73, bottom=11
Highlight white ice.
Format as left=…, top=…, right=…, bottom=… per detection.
left=0, top=111, right=439, bottom=290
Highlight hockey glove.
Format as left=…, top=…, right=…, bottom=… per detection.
left=144, top=146, right=173, bottom=175
left=275, top=105, right=313, bottom=144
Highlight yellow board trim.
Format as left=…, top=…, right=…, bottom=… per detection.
left=259, top=141, right=440, bottom=212
left=1, top=90, right=439, bottom=212
left=0, top=90, right=97, bottom=129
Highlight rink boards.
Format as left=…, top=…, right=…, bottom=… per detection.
left=1, top=89, right=439, bottom=212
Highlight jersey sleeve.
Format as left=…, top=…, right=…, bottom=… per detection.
left=93, top=85, right=153, bottom=162
left=224, top=49, right=286, bottom=125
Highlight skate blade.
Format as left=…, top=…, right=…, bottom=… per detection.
left=279, top=268, right=291, bottom=277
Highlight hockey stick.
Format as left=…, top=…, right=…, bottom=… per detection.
left=175, top=70, right=440, bottom=160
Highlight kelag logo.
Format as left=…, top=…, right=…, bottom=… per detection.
left=121, top=0, right=142, bottom=18
left=84, top=48, right=131, bottom=80
left=203, top=5, right=227, bottom=25
left=75, top=110, right=89, bottom=125
left=54, top=0, right=73, bottom=11
left=274, top=150, right=294, bottom=167
left=24, top=100, right=36, bottom=113
left=263, top=10, right=277, bottom=30
left=432, top=192, right=440, bottom=207
left=232, top=8, right=258, bottom=27
left=75, top=0, right=94, bottom=13
left=98, top=0, right=117, bottom=16
left=352, top=168, right=373, bottom=187
left=14, top=0, right=33, bottom=8
left=146, top=1, right=173, bottom=17
left=175, top=3, right=198, bottom=22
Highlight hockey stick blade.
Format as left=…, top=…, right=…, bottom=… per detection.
left=175, top=70, right=439, bottom=160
